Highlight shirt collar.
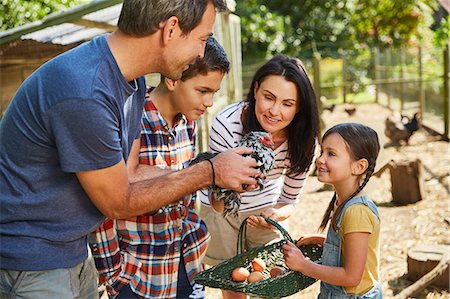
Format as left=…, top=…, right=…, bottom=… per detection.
left=143, top=88, right=188, bottom=132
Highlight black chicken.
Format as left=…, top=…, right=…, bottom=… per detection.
left=384, top=112, right=421, bottom=145
left=344, top=103, right=356, bottom=116
left=190, top=131, right=276, bottom=217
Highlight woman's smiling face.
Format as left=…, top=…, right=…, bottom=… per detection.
left=254, top=75, right=299, bottom=138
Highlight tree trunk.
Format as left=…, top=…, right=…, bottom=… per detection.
left=373, top=159, right=425, bottom=205
left=394, top=245, right=450, bottom=298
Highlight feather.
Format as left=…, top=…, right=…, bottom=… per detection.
left=190, top=131, right=276, bottom=217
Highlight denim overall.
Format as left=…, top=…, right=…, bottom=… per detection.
left=318, top=196, right=382, bottom=299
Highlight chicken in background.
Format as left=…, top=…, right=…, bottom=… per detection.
left=344, top=103, right=357, bottom=116
left=384, top=112, right=421, bottom=145
left=320, top=96, right=336, bottom=113
left=190, top=131, right=276, bottom=217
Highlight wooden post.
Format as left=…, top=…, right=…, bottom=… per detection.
left=197, top=115, right=205, bottom=153
left=342, top=54, right=347, bottom=104
left=444, top=42, right=449, bottom=140
left=386, top=49, right=392, bottom=108
left=400, top=48, right=405, bottom=112
left=313, top=53, right=322, bottom=105
left=373, top=47, right=380, bottom=103
left=418, top=46, right=425, bottom=118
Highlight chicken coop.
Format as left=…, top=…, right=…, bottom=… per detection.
left=0, top=0, right=243, bottom=151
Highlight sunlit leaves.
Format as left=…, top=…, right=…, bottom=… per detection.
left=0, top=0, right=88, bottom=31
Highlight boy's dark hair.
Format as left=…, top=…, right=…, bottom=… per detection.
left=242, top=55, right=320, bottom=176
left=180, top=37, right=230, bottom=81
left=118, top=0, right=227, bottom=37
left=318, top=123, right=381, bottom=232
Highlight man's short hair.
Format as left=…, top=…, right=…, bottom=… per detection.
left=181, top=37, right=230, bottom=81
left=118, top=0, right=227, bottom=37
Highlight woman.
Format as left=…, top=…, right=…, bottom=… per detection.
left=199, top=55, right=320, bottom=299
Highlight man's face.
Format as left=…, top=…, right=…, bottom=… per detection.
left=162, top=2, right=216, bottom=80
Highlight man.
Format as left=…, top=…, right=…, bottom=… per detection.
left=0, top=1, right=259, bottom=298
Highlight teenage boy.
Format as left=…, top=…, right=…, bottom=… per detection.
left=92, top=37, right=229, bottom=299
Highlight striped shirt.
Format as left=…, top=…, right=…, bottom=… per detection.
left=200, top=101, right=312, bottom=211
left=90, top=92, right=209, bottom=299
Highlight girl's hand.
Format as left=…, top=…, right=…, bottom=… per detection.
left=282, top=241, right=307, bottom=272
left=296, top=234, right=326, bottom=247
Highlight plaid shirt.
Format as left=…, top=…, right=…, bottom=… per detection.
left=90, top=91, right=210, bottom=298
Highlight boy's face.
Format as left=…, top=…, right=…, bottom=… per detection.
left=171, top=70, right=225, bottom=121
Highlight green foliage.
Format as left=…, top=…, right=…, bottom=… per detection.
left=0, top=0, right=88, bottom=31
left=433, top=15, right=450, bottom=48
left=236, top=1, right=287, bottom=60
left=264, top=0, right=355, bottom=58
left=237, top=0, right=438, bottom=59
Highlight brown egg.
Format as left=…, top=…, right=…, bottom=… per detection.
left=251, top=257, right=266, bottom=272
left=247, top=271, right=265, bottom=283
left=231, top=267, right=250, bottom=282
left=269, top=266, right=284, bottom=277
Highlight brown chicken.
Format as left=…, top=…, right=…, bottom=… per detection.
left=384, top=112, right=421, bottom=145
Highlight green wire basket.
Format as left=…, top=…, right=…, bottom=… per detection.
left=194, top=216, right=322, bottom=298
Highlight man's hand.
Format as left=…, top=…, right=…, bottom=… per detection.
left=211, top=147, right=262, bottom=192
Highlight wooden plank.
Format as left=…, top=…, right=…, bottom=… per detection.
left=69, top=19, right=117, bottom=32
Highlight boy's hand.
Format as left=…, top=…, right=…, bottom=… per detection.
left=296, top=234, right=326, bottom=247
left=212, top=147, right=262, bottom=192
left=282, top=241, right=307, bottom=272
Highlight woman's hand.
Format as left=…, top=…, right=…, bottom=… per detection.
left=296, top=234, right=326, bottom=247
left=282, top=241, right=307, bottom=272
left=246, top=214, right=275, bottom=230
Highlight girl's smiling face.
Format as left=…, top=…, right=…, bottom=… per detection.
left=316, top=132, right=356, bottom=186
left=254, top=75, right=299, bottom=140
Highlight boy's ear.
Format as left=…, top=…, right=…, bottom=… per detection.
left=164, top=77, right=178, bottom=91
left=352, top=158, right=369, bottom=176
left=161, top=16, right=180, bottom=45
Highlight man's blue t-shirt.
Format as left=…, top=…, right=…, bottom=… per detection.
left=0, top=35, right=145, bottom=270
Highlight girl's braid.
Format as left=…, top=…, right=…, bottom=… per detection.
left=330, top=160, right=376, bottom=231
left=318, top=193, right=337, bottom=232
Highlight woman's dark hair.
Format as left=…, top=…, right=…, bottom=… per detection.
left=242, top=55, right=320, bottom=176
left=318, top=123, right=381, bottom=232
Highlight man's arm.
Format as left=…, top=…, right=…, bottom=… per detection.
left=127, top=139, right=170, bottom=183
left=77, top=147, right=258, bottom=219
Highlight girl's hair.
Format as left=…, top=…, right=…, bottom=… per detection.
left=242, top=55, right=320, bottom=176
left=318, top=123, right=380, bottom=232
left=181, top=37, right=230, bottom=81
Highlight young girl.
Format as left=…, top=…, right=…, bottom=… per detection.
left=200, top=55, right=320, bottom=299
left=283, top=123, right=382, bottom=299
